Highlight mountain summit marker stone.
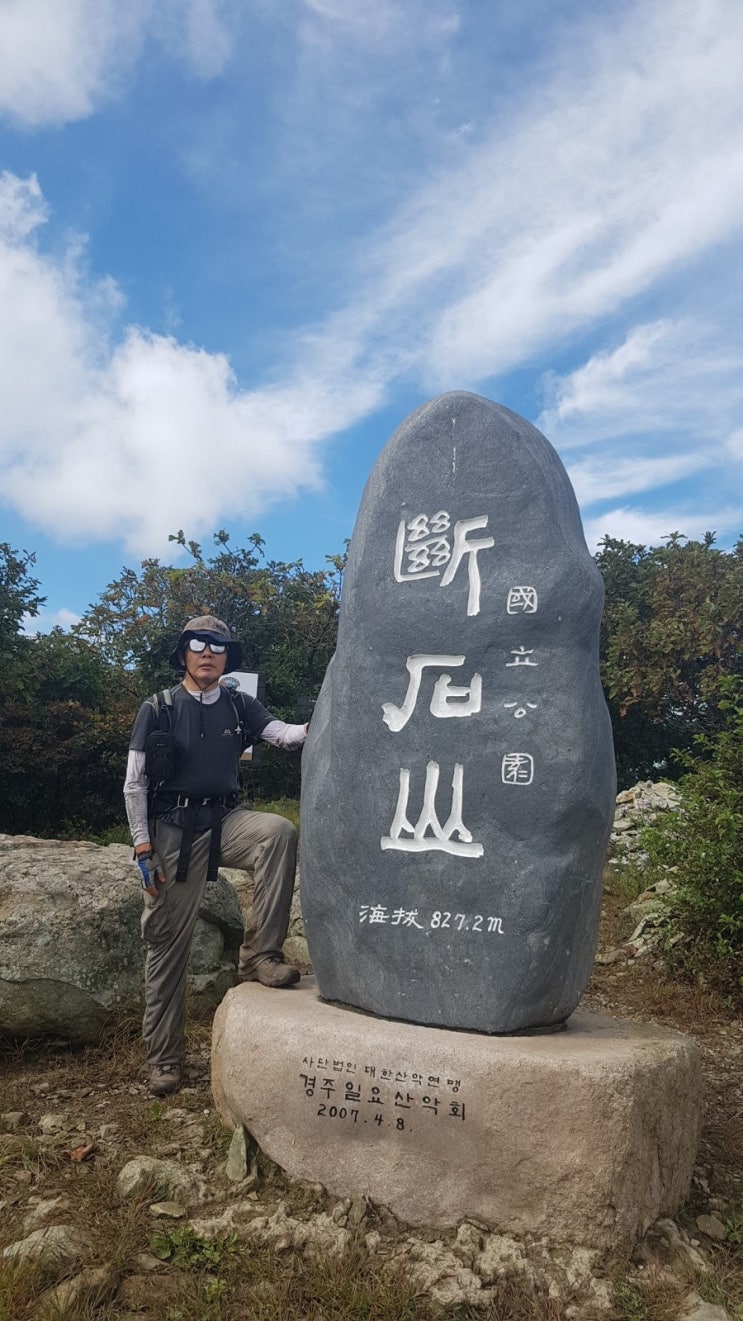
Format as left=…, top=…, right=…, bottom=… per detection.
left=300, top=391, right=615, bottom=1034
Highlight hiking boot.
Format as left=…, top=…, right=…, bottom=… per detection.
left=242, top=957, right=300, bottom=988
left=149, top=1063, right=182, bottom=1097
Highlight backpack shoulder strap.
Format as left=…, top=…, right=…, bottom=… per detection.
left=229, top=689, right=247, bottom=735
left=148, top=687, right=177, bottom=731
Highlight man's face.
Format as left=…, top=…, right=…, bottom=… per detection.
left=182, top=636, right=228, bottom=689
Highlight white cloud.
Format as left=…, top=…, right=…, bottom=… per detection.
left=582, top=505, right=743, bottom=552
left=0, top=0, right=234, bottom=126
left=0, top=173, right=329, bottom=555
left=538, top=320, right=743, bottom=451
left=22, top=607, right=81, bottom=635
left=567, top=452, right=710, bottom=508
left=0, top=0, right=146, bottom=125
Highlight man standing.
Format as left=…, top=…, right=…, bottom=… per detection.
left=124, top=615, right=306, bottom=1097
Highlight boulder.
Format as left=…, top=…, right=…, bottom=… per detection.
left=221, top=864, right=309, bottom=966
left=0, top=835, right=244, bottom=1042
left=301, top=391, right=615, bottom=1033
left=212, top=980, right=702, bottom=1250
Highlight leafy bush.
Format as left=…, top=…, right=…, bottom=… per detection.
left=635, top=677, right=743, bottom=1001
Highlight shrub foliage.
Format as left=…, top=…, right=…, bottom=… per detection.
left=634, top=677, right=743, bottom=1002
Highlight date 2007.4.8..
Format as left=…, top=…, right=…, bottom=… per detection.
left=317, top=1104, right=406, bottom=1130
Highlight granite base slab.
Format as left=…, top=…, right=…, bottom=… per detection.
left=211, top=979, right=701, bottom=1249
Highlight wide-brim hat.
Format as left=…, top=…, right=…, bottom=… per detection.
left=168, top=614, right=243, bottom=673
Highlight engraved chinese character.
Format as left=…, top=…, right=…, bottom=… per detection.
left=390, top=908, right=424, bottom=928
left=382, top=654, right=482, bottom=732
left=393, top=512, right=452, bottom=582
left=501, top=753, right=534, bottom=785
left=402, top=910, right=424, bottom=928
left=503, top=700, right=538, bottom=719
left=368, top=905, right=389, bottom=923
left=507, top=586, right=538, bottom=614
left=381, top=761, right=484, bottom=857
left=439, top=517, right=494, bottom=616
left=505, top=646, right=538, bottom=667
left=393, top=512, right=494, bottom=615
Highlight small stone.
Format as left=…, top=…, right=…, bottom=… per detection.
left=225, top=1125, right=249, bottom=1182
left=365, top=1230, right=382, bottom=1252
left=38, top=1113, right=67, bottom=1134
left=679, top=1291, right=731, bottom=1321
left=1, top=1111, right=26, bottom=1131
left=149, top=1201, right=187, bottom=1218
left=14, top=1169, right=33, bottom=1184
left=23, top=1196, right=71, bottom=1234
left=116, top=1156, right=192, bottom=1202
left=2, top=1224, right=94, bottom=1277
left=35, top=1262, right=119, bottom=1318
left=453, top=1222, right=483, bottom=1264
left=696, top=1215, right=728, bottom=1242
left=332, top=1198, right=351, bottom=1225
left=594, top=948, right=623, bottom=966
left=132, top=1251, right=166, bottom=1272
left=119, top=1273, right=183, bottom=1310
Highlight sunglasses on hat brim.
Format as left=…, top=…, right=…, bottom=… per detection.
left=186, top=636, right=227, bottom=655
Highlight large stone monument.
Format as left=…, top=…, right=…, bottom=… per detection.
left=212, top=392, right=701, bottom=1249
left=300, top=391, right=615, bottom=1034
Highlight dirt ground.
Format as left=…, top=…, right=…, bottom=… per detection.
left=1, top=872, right=741, bottom=1320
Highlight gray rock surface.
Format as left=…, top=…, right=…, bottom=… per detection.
left=680, top=1295, right=731, bottom=1321
left=225, top=1124, right=250, bottom=1182
left=0, top=835, right=244, bottom=1041
left=36, top=1263, right=120, bottom=1318
left=211, top=979, right=701, bottom=1250
left=301, top=391, right=615, bottom=1032
left=2, top=1223, right=94, bottom=1275
left=116, top=1156, right=198, bottom=1203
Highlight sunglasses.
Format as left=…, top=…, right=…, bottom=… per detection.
left=187, top=637, right=227, bottom=655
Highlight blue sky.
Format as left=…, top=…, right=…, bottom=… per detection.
left=1, top=0, right=743, bottom=630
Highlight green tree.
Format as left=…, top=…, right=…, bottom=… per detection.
left=79, top=531, right=344, bottom=800
left=597, top=533, right=743, bottom=786
left=0, top=629, right=131, bottom=837
left=0, top=543, right=45, bottom=665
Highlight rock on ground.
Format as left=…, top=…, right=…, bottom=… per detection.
left=0, top=835, right=244, bottom=1042
left=116, top=1156, right=204, bottom=1204
left=2, top=1224, right=94, bottom=1277
left=35, top=1263, right=120, bottom=1319
left=213, top=982, right=702, bottom=1251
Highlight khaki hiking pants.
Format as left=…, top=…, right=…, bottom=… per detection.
left=141, top=806, right=298, bottom=1066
